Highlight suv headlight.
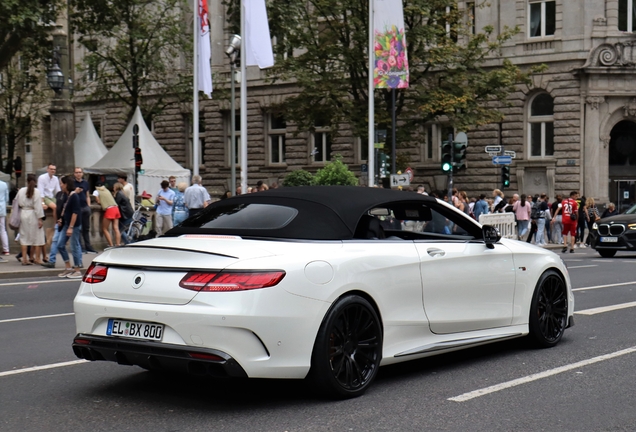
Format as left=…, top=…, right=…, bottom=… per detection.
left=592, top=222, right=598, bottom=230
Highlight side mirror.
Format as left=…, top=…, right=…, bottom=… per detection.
left=482, top=224, right=501, bottom=249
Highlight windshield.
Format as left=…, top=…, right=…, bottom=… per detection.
left=625, top=204, right=636, bottom=215
left=180, top=203, right=298, bottom=230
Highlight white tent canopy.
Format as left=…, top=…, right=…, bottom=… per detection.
left=75, top=112, right=109, bottom=168
left=85, top=106, right=191, bottom=195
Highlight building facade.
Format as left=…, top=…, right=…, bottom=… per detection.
left=15, top=0, right=635, bottom=208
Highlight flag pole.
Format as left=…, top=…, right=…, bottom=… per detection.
left=192, top=0, right=200, bottom=177
left=368, top=0, right=375, bottom=187
left=240, top=0, right=247, bottom=195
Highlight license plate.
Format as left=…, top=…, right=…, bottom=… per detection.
left=600, top=237, right=618, bottom=243
left=106, top=319, right=164, bottom=341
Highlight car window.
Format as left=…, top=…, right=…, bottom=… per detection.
left=181, top=203, right=298, bottom=230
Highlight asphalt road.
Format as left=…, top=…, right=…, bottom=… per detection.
left=1, top=247, right=636, bottom=431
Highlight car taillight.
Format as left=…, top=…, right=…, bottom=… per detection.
left=179, top=271, right=285, bottom=292
left=83, top=263, right=109, bottom=284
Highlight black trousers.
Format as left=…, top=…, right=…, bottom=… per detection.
left=80, top=206, right=94, bottom=251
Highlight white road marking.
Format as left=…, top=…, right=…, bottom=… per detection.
left=567, top=265, right=598, bottom=269
left=0, top=279, right=79, bottom=288
left=0, top=312, right=74, bottom=324
left=575, top=301, right=636, bottom=316
left=572, top=281, right=636, bottom=292
left=0, top=360, right=88, bottom=378
left=449, top=346, right=636, bottom=402
left=592, top=259, right=611, bottom=263
left=563, top=259, right=583, bottom=262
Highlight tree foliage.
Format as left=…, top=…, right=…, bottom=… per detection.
left=283, top=169, right=314, bottom=187
left=268, top=0, right=534, bottom=144
left=312, top=155, right=359, bottom=186
left=0, top=0, right=62, bottom=71
left=70, top=0, right=193, bottom=121
left=0, top=45, right=50, bottom=174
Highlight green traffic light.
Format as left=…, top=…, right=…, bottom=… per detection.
left=442, top=162, right=452, bottom=172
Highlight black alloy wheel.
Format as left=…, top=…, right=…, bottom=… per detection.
left=529, top=270, right=568, bottom=348
left=598, top=249, right=617, bottom=258
left=309, top=295, right=382, bottom=399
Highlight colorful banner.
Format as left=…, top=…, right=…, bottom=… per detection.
left=198, top=0, right=212, bottom=96
left=373, top=0, right=409, bottom=89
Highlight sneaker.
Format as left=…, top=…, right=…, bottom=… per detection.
left=2, top=252, right=9, bottom=256
left=58, top=269, right=73, bottom=278
left=85, top=250, right=98, bottom=254
left=0, top=257, right=7, bottom=263
left=570, top=249, right=575, bottom=253
left=41, top=262, right=55, bottom=268
left=66, top=271, right=83, bottom=279
left=562, top=247, right=567, bottom=253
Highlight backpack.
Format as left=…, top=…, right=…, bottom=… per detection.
left=530, top=202, right=540, bottom=220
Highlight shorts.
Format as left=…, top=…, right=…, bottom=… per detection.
left=104, top=206, right=121, bottom=220
left=43, top=197, right=56, bottom=206
left=562, top=221, right=576, bottom=237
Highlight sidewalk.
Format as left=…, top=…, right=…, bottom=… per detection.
left=0, top=249, right=103, bottom=280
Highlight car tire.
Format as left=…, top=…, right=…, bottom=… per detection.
left=309, top=295, right=382, bottom=399
left=528, top=270, right=568, bottom=348
left=598, top=249, right=617, bottom=258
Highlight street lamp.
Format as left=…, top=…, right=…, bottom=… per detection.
left=225, top=34, right=241, bottom=196
left=46, top=47, right=74, bottom=96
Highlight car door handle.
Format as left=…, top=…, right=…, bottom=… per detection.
left=426, top=248, right=446, bottom=257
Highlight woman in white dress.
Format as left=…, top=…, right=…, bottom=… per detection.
left=16, top=174, right=45, bottom=265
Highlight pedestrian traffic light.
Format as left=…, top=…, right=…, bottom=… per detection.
left=441, top=141, right=452, bottom=172
left=501, top=165, right=510, bottom=188
left=379, top=152, right=390, bottom=178
left=453, top=142, right=467, bottom=172
left=135, top=147, right=143, bottom=173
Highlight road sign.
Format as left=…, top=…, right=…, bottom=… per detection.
left=404, top=167, right=414, bottom=182
left=485, top=145, right=502, bottom=153
left=504, top=150, right=516, bottom=158
left=390, top=174, right=410, bottom=187
left=492, top=155, right=512, bottom=165
left=455, top=132, right=468, bottom=145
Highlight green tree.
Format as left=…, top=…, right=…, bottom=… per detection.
left=313, top=156, right=359, bottom=186
left=0, top=46, right=50, bottom=174
left=268, top=0, right=534, bottom=148
left=0, top=0, right=62, bottom=71
left=282, top=169, right=314, bottom=187
left=70, top=0, right=193, bottom=121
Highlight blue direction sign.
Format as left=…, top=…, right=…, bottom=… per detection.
left=492, top=155, right=512, bottom=165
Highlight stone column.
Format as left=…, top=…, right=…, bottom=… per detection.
left=584, top=96, right=609, bottom=202
left=49, top=26, right=75, bottom=175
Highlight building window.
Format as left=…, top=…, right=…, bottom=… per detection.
left=185, top=114, right=205, bottom=168
left=269, top=113, right=286, bottom=164
left=528, top=1, right=556, bottom=38
left=312, top=118, right=332, bottom=163
left=528, top=93, right=554, bottom=158
left=226, top=113, right=241, bottom=167
left=619, top=0, right=636, bottom=32
left=356, top=136, right=369, bottom=163
left=467, top=2, right=476, bottom=35
left=93, top=119, right=102, bottom=138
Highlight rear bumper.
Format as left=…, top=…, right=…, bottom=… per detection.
left=72, top=334, right=248, bottom=378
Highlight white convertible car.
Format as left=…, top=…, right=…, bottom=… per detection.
left=73, top=186, right=574, bottom=398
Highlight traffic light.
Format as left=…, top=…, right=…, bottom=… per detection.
left=379, top=153, right=390, bottom=178
left=501, top=165, right=510, bottom=188
left=441, top=141, right=452, bottom=172
left=453, top=142, right=467, bottom=172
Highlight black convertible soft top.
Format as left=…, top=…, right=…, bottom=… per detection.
left=167, top=186, right=437, bottom=240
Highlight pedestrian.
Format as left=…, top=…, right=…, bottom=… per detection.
left=576, top=195, right=588, bottom=248
left=492, top=189, right=504, bottom=212
left=473, top=193, right=489, bottom=222
left=41, top=187, right=67, bottom=269
left=544, top=195, right=552, bottom=242
left=601, top=202, right=618, bottom=218
left=183, top=175, right=210, bottom=217
left=56, top=176, right=83, bottom=278
left=555, top=191, right=579, bottom=253
left=585, top=197, right=600, bottom=246
left=550, top=195, right=563, bottom=245
left=168, top=176, right=178, bottom=193
left=94, top=184, right=121, bottom=247
left=37, top=163, right=60, bottom=263
left=155, top=180, right=175, bottom=236
left=513, top=194, right=532, bottom=241
left=0, top=178, right=9, bottom=261
left=16, top=174, right=45, bottom=265
left=172, top=182, right=189, bottom=225
left=113, top=183, right=134, bottom=244
left=73, top=167, right=97, bottom=254
left=534, top=194, right=550, bottom=246
left=116, top=175, right=135, bottom=209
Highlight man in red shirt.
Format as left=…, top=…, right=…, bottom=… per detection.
left=557, top=191, right=579, bottom=253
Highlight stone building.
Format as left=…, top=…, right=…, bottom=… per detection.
left=14, top=0, right=636, bottom=208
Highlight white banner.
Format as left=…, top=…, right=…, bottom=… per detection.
left=373, top=0, right=409, bottom=89
left=198, top=0, right=212, bottom=96
left=244, top=0, right=275, bottom=69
